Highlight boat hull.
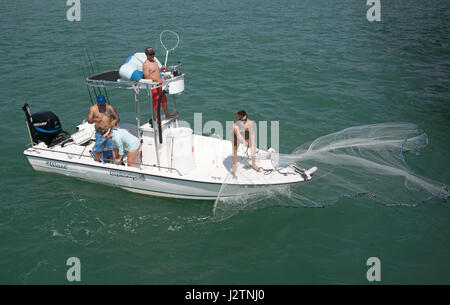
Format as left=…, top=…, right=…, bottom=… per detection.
left=23, top=132, right=308, bottom=201
left=25, top=154, right=225, bottom=200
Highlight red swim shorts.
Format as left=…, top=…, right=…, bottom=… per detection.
left=152, top=86, right=168, bottom=110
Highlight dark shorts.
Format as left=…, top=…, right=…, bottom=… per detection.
left=233, top=130, right=250, bottom=148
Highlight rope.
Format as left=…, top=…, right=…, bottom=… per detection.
left=241, top=146, right=297, bottom=176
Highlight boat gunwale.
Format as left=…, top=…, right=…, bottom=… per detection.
left=24, top=149, right=305, bottom=187
left=85, top=70, right=184, bottom=91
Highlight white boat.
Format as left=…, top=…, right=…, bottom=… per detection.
left=22, top=49, right=317, bottom=200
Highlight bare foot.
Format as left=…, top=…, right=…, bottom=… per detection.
left=252, top=164, right=261, bottom=172
left=231, top=165, right=237, bottom=176
left=165, top=111, right=179, bottom=119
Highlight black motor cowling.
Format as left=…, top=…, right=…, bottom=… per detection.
left=22, top=103, right=65, bottom=146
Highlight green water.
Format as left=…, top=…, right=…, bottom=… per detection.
left=0, top=0, right=449, bottom=284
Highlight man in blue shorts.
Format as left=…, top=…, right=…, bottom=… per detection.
left=87, top=94, right=120, bottom=162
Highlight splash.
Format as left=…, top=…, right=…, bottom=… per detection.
left=212, top=123, right=448, bottom=222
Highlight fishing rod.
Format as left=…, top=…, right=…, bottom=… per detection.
left=83, top=48, right=96, bottom=77
left=83, top=48, right=99, bottom=97
left=80, top=58, right=94, bottom=105
left=91, top=51, right=111, bottom=104
left=85, top=48, right=111, bottom=104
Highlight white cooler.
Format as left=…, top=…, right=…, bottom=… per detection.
left=165, top=127, right=195, bottom=174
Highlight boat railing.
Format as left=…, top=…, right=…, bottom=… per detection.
left=25, top=145, right=183, bottom=176
left=86, top=69, right=183, bottom=91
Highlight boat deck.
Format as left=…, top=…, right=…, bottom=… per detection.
left=24, top=124, right=306, bottom=186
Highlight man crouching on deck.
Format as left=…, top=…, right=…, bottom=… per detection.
left=87, top=94, right=120, bottom=162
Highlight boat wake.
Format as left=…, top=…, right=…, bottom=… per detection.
left=212, top=123, right=449, bottom=222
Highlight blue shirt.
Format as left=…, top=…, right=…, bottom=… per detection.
left=112, top=129, right=140, bottom=155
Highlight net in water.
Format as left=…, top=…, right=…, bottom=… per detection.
left=212, top=123, right=448, bottom=222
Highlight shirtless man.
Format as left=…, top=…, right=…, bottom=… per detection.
left=142, top=46, right=177, bottom=122
left=232, top=110, right=260, bottom=174
left=87, top=94, right=120, bottom=162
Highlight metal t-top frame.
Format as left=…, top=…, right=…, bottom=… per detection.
left=85, top=66, right=183, bottom=171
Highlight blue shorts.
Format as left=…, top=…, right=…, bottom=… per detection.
left=94, top=130, right=112, bottom=153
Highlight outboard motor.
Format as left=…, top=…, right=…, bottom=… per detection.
left=22, top=103, right=67, bottom=147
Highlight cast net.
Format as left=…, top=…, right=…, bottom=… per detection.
left=212, top=123, right=448, bottom=222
